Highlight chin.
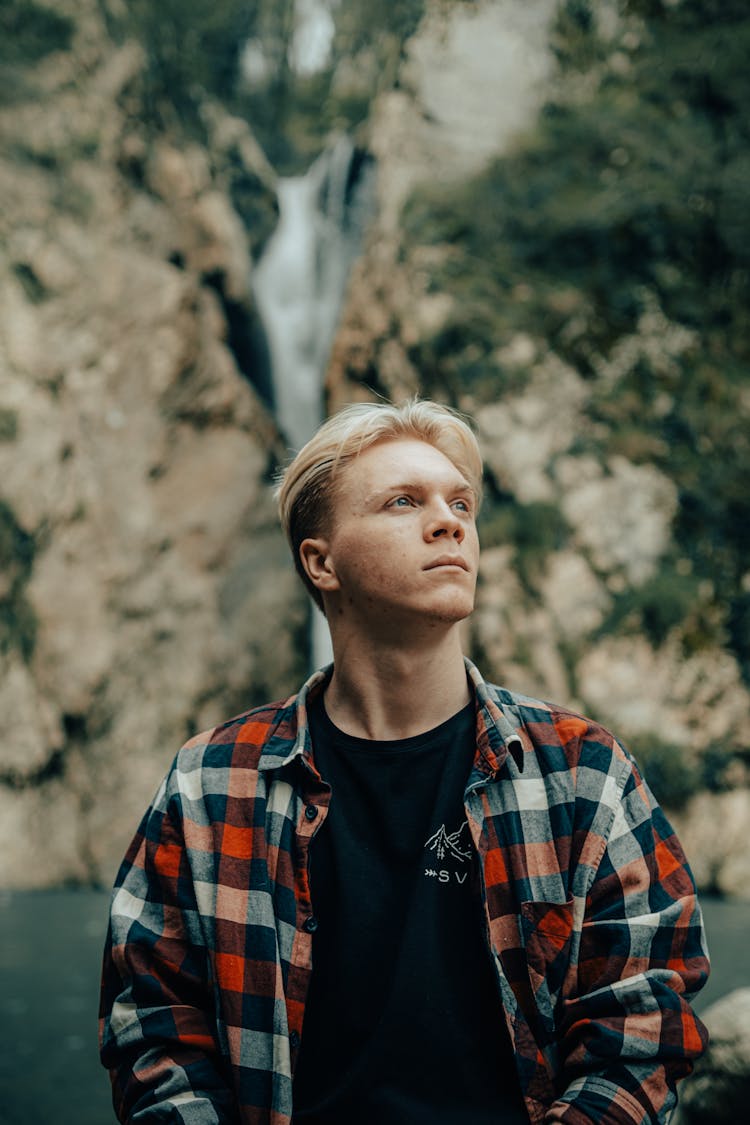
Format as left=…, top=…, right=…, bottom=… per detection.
left=424, top=595, right=475, bottom=624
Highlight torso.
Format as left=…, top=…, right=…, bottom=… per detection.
left=291, top=694, right=528, bottom=1124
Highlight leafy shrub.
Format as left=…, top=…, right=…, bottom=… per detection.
left=234, top=0, right=425, bottom=171
left=0, top=501, right=37, bottom=662
left=699, top=744, right=738, bottom=793
left=118, top=0, right=426, bottom=161
left=479, top=498, right=569, bottom=587
left=631, top=736, right=699, bottom=810
left=13, top=262, right=49, bottom=304
left=0, top=410, right=18, bottom=442
left=122, top=0, right=257, bottom=127
left=0, top=1, right=74, bottom=66
left=600, top=569, right=705, bottom=648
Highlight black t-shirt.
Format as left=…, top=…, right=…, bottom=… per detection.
left=291, top=694, right=528, bottom=1124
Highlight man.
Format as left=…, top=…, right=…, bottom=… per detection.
left=100, top=399, right=709, bottom=1124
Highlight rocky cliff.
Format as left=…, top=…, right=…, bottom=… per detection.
left=0, top=0, right=306, bottom=885
left=1, top=0, right=748, bottom=892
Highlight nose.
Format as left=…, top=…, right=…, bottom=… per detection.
left=424, top=502, right=465, bottom=542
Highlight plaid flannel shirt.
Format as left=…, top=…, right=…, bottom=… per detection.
left=100, top=660, right=709, bottom=1124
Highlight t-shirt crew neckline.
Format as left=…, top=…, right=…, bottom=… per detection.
left=312, top=695, right=476, bottom=757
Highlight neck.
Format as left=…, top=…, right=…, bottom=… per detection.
left=323, top=626, right=470, bottom=741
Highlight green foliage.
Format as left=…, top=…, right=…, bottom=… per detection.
left=479, top=498, right=569, bottom=587
left=0, top=0, right=74, bottom=65
left=699, top=743, right=738, bottom=793
left=0, top=0, right=74, bottom=103
left=12, top=262, right=49, bottom=303
left=332, top=0, right=426, bottom=56
left=0, top=501, right=37, bottom=662
left=550, top=0, right=609, bottom=73
left=0, top=409, right=19, bottom=442
left=224, top=158, right=279, bottom=255
left=236, top=0, right=426, bottom=171
left=0, top=502, right=33, bottom=580
left=402, top=0, right=750, bottom=680
left=115, top=0, right=426, bottom=161
left=727, top=592, right=750, bottom=682
left=599, top=566, right=719, bottom=650
left=405, top=312, right=524, bottom=405
left=631, top=736, right=699, bottom=810
left=637, top=729, right=750, bottom=807
left=123, top=0, right=257, bottom=128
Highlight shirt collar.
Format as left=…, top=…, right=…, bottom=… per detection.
left=256, top=665, right=331, bottom=773
left=464, top=658, right=525, bottom=774
left=257, top=659, right=525, bottom=775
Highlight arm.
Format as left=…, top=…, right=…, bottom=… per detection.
left=99, top=776, right=235, bottom=1124
left=548, top=747, right=710, bottom=1125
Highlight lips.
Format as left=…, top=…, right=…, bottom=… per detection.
left=424, top=555, right=469, bottom=572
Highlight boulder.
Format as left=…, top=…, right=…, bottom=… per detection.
left=675, top=988, right=750, bottom=1125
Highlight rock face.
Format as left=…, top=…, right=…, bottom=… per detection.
left=329, top=0, right=560, bottom=402
left=0, top=0, right=306, bottom=886
left=674, top=988, right=750, bottom=1125
left=1, top=0, right=749, bottom=890
left=369, top=0, right=557, bottom=234
left=672, top=791, right=750, bottom=902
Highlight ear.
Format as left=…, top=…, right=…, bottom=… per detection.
left=299, top=537, right=340, bottom=594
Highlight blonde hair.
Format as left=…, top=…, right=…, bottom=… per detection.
left=276, top=399, right=483, bottom=611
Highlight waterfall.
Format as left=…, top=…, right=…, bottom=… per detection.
left=251, top=136, right=374, bottom=668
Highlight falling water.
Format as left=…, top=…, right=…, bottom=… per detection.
left=252, top=136, right=374, bottom=668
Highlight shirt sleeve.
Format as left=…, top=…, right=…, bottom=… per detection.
left=546, top=743, right=710, bottom=1125
left=99, top=771, right=235, bottom=1124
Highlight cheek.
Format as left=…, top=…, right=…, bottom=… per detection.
left=362, top=549, right=411, bottom=587
left=336, top=536, right=412, bottom=590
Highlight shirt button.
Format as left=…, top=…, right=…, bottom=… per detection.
left=289, top=1030, right=300, bottom=1049
left=304, top=804, right=318, bottom=821
left=303, top=915, right=319, bottom=934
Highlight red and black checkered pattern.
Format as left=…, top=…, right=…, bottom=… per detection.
left=100, top=661, right=709, bottom=1123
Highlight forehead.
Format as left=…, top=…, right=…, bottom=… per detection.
left=336, top=438, right=470, bottom=501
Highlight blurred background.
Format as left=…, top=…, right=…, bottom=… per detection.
left=0, top=0, right=748, bottom=1121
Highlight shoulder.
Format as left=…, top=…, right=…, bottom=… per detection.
left=482, top=684, right=662, bottom=867
left=167, top=694, right=300, bottom=792
left=485, top=680, right=635, bottom=785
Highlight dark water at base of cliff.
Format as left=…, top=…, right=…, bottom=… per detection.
left=0, top=890, right=747, bottom=1125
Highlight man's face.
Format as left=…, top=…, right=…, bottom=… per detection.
left=310, top=438, right=480, bottom=630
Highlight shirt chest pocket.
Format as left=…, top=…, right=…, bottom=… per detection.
left=519, top=896, right=575, bottom=1042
